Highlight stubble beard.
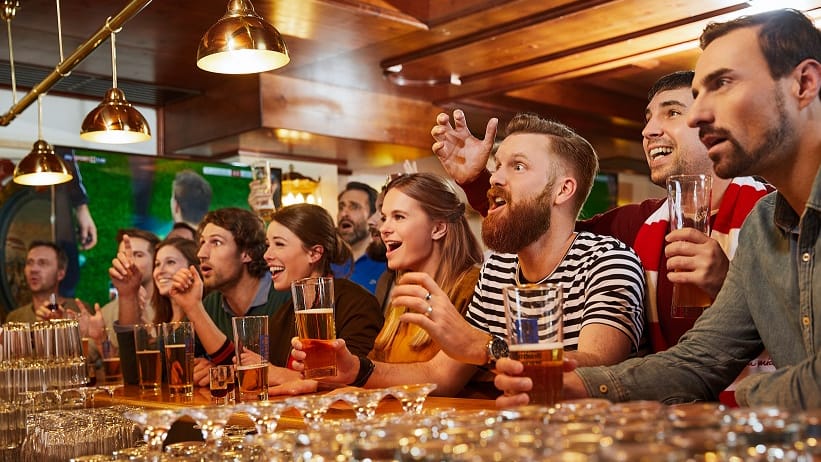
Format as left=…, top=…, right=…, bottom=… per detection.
left=482, top=185, right=552, bottom=254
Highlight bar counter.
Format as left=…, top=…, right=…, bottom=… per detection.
left=94, top=384, right=497, bottom=430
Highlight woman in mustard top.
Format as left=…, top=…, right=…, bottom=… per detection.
left=370, top=173, right=483, bottom=363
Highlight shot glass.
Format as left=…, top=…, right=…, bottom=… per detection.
left=209, top=365, right=234, bottom=405
left=291, top=276, right=337, bottom=379
left=232, top=316, right=270, bottom=401
left=667, top=174, right=713, bottom=318
left=503, top=283, right=563, bottom=406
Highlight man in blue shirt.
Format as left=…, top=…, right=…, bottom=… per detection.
left=332, top=182, right=386, bottom=294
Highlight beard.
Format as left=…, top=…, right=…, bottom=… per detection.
left=340, top=222, right=369, bottom=246
left=482, top=184, right=552, bottom=254
left=703, top=87, right=793, bottom=179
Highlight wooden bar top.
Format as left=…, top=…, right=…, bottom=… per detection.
left=94, top=384, right=497, bottom=430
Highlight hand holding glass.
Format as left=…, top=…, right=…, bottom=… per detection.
left=232, top=316, right=270, bottom=401
left=291, top=276, right=337, bottom=379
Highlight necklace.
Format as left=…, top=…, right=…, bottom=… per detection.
left=514, top=232, right=578, bottom=286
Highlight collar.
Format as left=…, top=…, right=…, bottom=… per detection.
left=220, top=271, right=273, bottom=316
left=774, top=166, right=821, bottom=233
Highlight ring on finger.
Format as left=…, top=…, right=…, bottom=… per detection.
left=425, top=305, right=433, bottom=317
left=424, top=292, right=432, bottom=301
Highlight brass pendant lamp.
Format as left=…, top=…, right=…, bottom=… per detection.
left=197, top=0, right=289, bottom=74
left=13, top=95, right=73, bottom=186
left=80, top=27, right=151, bottom=143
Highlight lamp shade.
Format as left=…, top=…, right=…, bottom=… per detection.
left=13, top=139, right=73, bottom=186
left=197, top=0, right=289, bottom=74
left=80, top=87, right=151, bottom=144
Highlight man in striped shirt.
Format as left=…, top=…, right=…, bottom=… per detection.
left=288, top=113, right=645, bottom=397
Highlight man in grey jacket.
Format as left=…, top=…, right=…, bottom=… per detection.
left=495, top=8, right=821, bottom=410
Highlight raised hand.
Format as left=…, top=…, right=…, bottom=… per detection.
left=431, top=109, right=497, bottom=185
left=108, top=234, right=141, bottom=297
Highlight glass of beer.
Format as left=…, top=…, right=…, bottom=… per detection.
left=667, top=174, right=713, bottom=319
left=232, top=316, right=270, bottom=401
left=133, top=324, right=162, bottom=393
left=291, top=276, right=336, bottom=379
left=100, top=328, right=122, bottom=385
left=251, top=160, right=276, bottom=223
left=162, top=321, right=195, bottom=397
left=503, top=283, right=563, bottom=406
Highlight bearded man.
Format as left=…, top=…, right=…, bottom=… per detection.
left=287, top=113, right=646, bottom=398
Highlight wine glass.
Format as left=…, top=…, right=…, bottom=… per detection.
left=184, top=405, right=237, bottom=453
left=94, top=383, right=124, bottom=399
left=123, top=408, right=182, bottom=461
left=387, top=383, right=437, bottom=415
left=288, top=394, right=340, bottom=431
left=336, top=388, right=391, bottom=421
left=236, top=400, right=290, bottom=435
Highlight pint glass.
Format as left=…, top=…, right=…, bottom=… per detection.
left=100, top=328, right=122, bottom=384
left=291, top=276, right=337, bottom=379
left=667, top=174, right=713, bottom=318
left=162, top=321, right=195, bottom=397
left=133, top=324, right=162, bottom=392
left=503, top=283, right=563, bottom=406
left=251, top=160, right=276, bottom=223
left=232, top=316, right=270, bottom=401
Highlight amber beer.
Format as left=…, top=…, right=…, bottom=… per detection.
left=236, top=363, right=269, bottom=401
left=136, top=349, right=162, bottom=390
left=165, top=343, right=194, bottom=396
left=295, top=308, right=336, bottom=378
left=509, top=342, right=563, bottom=406
left=671, top=282, right=712, bottom=319
left=102, top=357, right=123, bottom=384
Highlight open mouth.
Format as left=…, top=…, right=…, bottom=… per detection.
left=338, top=220, right=354, bottom=232
left=648, top=146, right=673, bottom=160
left=269, top=265, right=285, bottom=278
left=384, top=240, right=402, bottom=254
left=487, top=187, right=509, bottom=212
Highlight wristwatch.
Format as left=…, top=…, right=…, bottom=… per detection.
left=485, top=335, right=509, bottom=365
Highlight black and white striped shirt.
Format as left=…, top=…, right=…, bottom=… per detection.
left=467, top=231, right=645, bottom=351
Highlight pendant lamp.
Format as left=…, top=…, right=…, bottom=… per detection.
left=80, top=29, right=151, bottom=143
left=197, top=0, right=289, bottom=74
left=14, top=95, right=73, bottom=186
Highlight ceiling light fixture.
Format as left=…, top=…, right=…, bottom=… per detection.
left=14, top=95, right=73, bottom=186
left=197, top=0, right=289, bottom=74
left=281, top=164, right=320, bottom=206
left=80, top=24, right=151, bottom=144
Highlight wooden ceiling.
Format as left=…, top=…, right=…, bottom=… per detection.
left=2, top=0, right=821, bottom=172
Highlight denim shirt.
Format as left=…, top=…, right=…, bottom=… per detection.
left=577, top=165, right=821, bottom=409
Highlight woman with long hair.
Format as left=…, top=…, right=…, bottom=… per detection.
left=370, top=172, right=483, bottom=363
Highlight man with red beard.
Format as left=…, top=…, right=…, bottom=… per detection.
left=288, top=114, right=645, bottom=397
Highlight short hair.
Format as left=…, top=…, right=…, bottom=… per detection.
left=27, top=240, right=68, bottom=271
left=338, top=181, right=377, bottom=214
left=115, top=228, right=161, bottom=256
left=647, top=71, right=695, bottom=101
left=271, top=204, right=353, bottom=276
left=173, top=170, right=213, bottom=224
left=170, top=221, right=198, bottom=240
left=700, top=9, right=821, bottom=85
left=503, top=113, right=599, bottom=217
left=198, top=207, right=268, bottom=278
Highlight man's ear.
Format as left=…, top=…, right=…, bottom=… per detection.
left=240, top=251, right=253, bottom=264
left=554, top=176, right=577, bottom=207
left=431, top=221, right=447, bottom=241
left=56, top=268, right=66, bottom=283
left=794, top=58, right=821, bottom=109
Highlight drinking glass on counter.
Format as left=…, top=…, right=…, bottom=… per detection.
left=291, top=276, right=337, bottom=379
left=667, top=174, right=713, bottom=319
left=133, top=324, right=162, bottom=392
left=232, top=316, right=269, bottom=401
left=503, top=283, right=564, bottom=406
left=162, top=321, right=195, bottom=397
left=100, top=328, right=122, bottom=385
left=209, top=365, right=234, bottom=405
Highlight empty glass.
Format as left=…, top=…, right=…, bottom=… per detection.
left=184, top=405, right=237, bottom=453
left=122, top=408, right=183, bottom=459
left=388, top=383, right=437, bottom=415
left=236, top=400, right=290, bottom=435
left=335, top=388, right=391, bottom=421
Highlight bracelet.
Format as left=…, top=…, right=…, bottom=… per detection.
left=349, top=356, right=375, bottom=387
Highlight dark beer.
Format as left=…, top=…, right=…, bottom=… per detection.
left=136, top=349, right=162, bottom=391
left=509, top=342, right=563, bottom=406
left=295, top=308, right=336, bottom=378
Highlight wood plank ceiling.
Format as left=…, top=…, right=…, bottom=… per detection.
left=1, top=0, right=820, bottom=173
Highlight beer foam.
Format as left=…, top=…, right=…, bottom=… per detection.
left=509, top=342, right=563, bottom=352
left=236, top=362, right=270, bottom=371
left=296, top=308, right=333, bottom=314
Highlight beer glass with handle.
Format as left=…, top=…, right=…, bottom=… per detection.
left=503, top=283, right=563, bottom=406
left=232, top=316, right=270, bottom=401
left=667, top=174, right=713, bottom=319
left=291, top=276, right=337, bottom=379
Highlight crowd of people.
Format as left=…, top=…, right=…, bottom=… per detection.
left=2, top=8, right=819, bottom=410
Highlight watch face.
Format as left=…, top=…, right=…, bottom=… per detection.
left=489, top=337, right=509, bottom=360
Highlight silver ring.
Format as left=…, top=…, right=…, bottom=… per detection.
left=425, top=305, right=433, bottom=317
left=424, top=292, right=432, bottom=301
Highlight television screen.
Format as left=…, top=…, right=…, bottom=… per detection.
left=0, top=146, right=281, bottom=313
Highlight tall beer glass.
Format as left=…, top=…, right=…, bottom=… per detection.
left=232, top=316, right=270, bottom=401
left=667, top=174, right=713, bottom=318
left=133, top=324, right=162, bottom=392
left=291, top=276, right=336, bottom=379
left=503, top=283, right=563, bottom=406
left=162, top=321, right=195, bottom=397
